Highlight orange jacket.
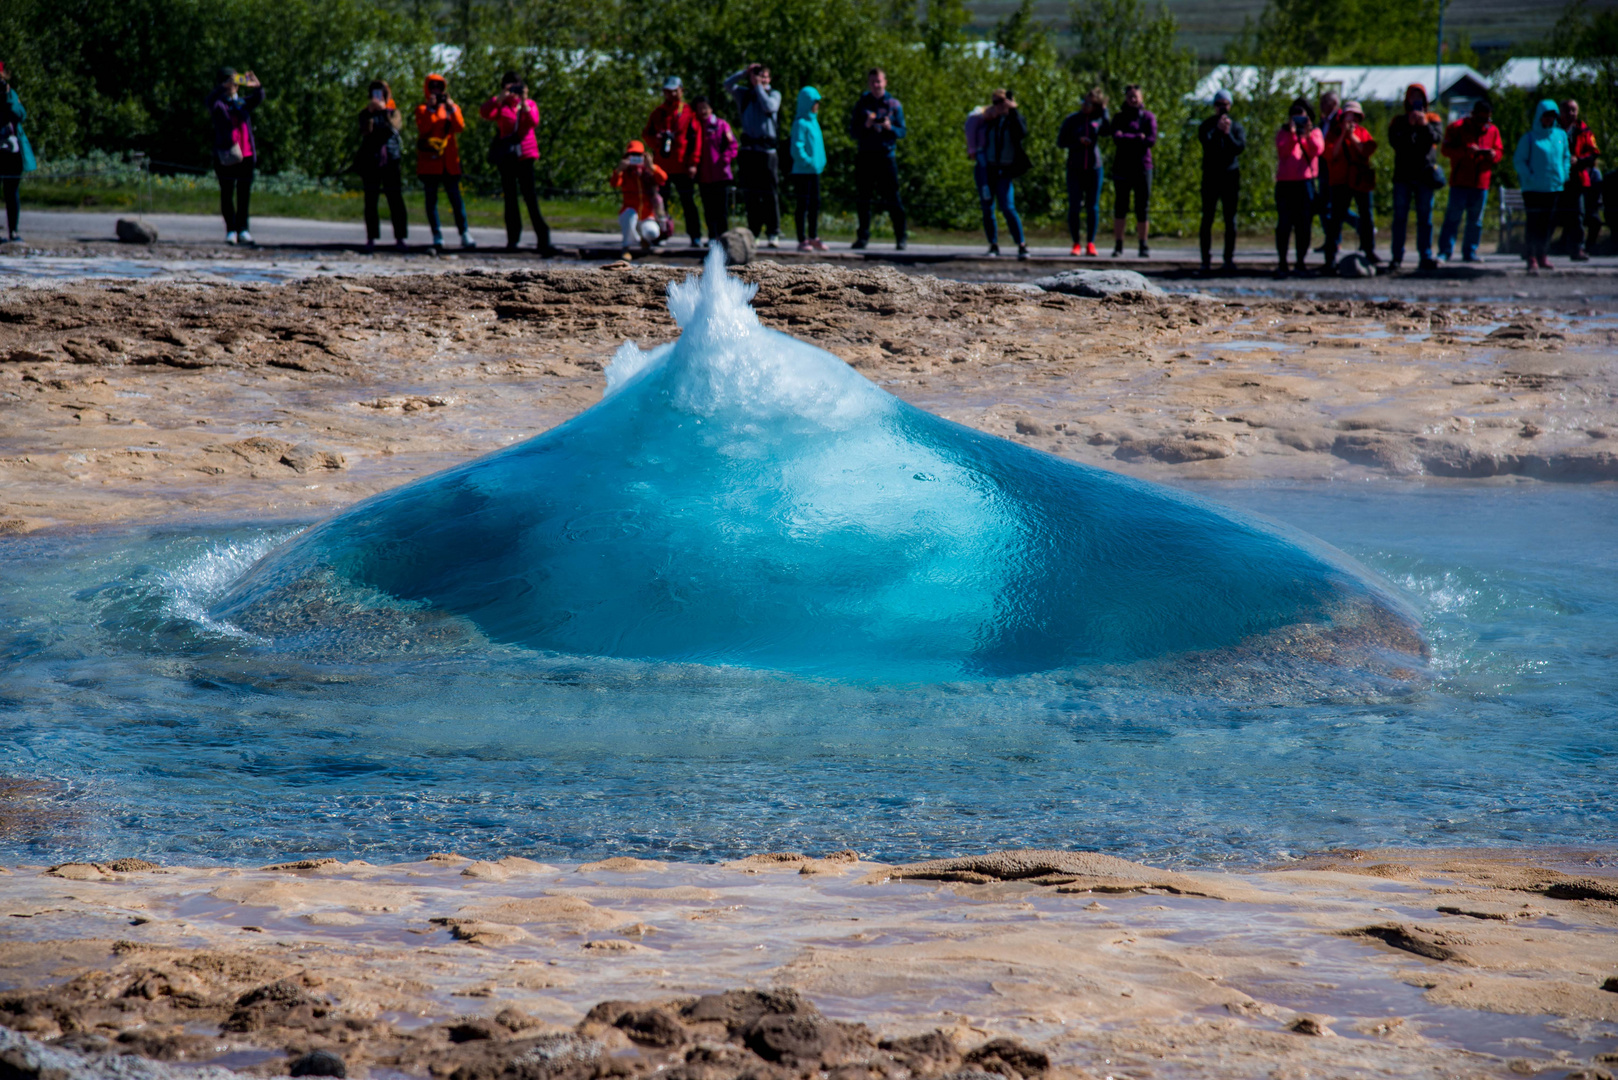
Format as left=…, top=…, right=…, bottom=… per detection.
left=611, top=161, right=667, bottom=218
left=1325, top=124, right=1377, bottom=192
left=415, top=76, right=465, bottom=175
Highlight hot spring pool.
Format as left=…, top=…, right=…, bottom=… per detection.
left=1, top=481, right=1613, bottom=867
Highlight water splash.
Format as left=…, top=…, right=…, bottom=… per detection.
left=212, top=247, right=1424, bottom=681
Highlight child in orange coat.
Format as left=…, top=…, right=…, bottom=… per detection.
left=611, top=140, right=668, bottom=253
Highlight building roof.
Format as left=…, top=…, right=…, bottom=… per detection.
left=1492, top=57, right=1600, bottom=89
left=1192, top=65, right=1490, bottom=105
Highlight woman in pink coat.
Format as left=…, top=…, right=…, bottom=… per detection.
left=1274, top=96, right=1325, bottom=276
left=479, top=73, right=554, bottom=253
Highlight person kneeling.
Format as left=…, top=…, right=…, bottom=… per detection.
left=612, top=141, right=668, bottom=255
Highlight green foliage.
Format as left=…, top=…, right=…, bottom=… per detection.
left=1229, top=0, right=1442, bottom=66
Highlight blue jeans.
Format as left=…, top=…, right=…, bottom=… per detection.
left=422, top=173, right=468, bottom=239
left=1067, top=168, right=1102, bottom=244
left=1391, top=182, right=1434, bottom=263
left=976, top=155, right=1024, bottom=246
left=1437, top=187, right=1486, bottom=260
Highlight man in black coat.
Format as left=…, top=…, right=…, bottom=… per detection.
left=1197, top=89, right=1246, bottom=272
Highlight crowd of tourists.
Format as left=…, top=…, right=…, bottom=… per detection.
left=0, top=57, right=1606, bottom=271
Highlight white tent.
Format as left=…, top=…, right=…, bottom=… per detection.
left=1192, top=64, right=1490, bottom=105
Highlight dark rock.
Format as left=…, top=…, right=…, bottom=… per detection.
left=449, top=1019, right=502, bottom=1043
left=615, top=1008, right=687, bottom=1048
left=108, top=858, right=160, bottom=872
left=1287, top=1015, right=1333, bottom=1037
left=742, top=1011, right=854, bottom=1064
left=288, top=1049, right=347, bottom=1077
left=1601, top=976, right=1618, bottom=992
left=719, top=229, right=756, bottom=266
left=1335, top=252, right=1374, bottom=278
left=878, top=1030, right=961, bottom=1071
left=1013, top=417, right=1051, bottom=436
left=1031, top=269, right=1162, bottom=298
left=962, top=1037, right=1049, bottom=1077
left=115, top=219, right=159, bottom=244
left=680, top=989, right=809, bottom=1033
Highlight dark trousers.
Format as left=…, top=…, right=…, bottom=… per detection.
left=1564, top=184, right=1601, bottom=251
left=1523, top=190, right=1559, bottom=261
left=793, top=173, right=820, bottom=243
left=1325, top=185, right=1375, bottom=265
left=422, top=173, right=468, bottom=238
left=362, top=161, right=409, bottom=242
left=1274, top=178, right=1315, bottom=265
left=215, top=157, right=255, bottom=233
left=1113, top=169, right=1151, bottom=220
left=855, top=151, right=906, bottom=242
left=1317, top=179, right=1357, bottom=240
left=738, top=148, right=780, bottom=238
left=498, top=157, right=550, bottom=249
left=699, top=181, right=730, bottom=242
left=1066, top=168, right=1101, bottom=244
left=659, top=173, right=702, bottom=241
left=2, top=176, right=18, bottom=235
left=1199, top=171, right=1239, bottom=265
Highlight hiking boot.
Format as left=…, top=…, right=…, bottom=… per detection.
left=460, top=231, right=477, bottom=249
left=1138, top=242, right=1150, bottom=258
left=1273, top=262, right=1290, bottom=279
left=1572, top=249, right=1590, bottom=262
left=1221, top=260, right=1238, bottom=274
left=1085, top=242, right=1097, bottom=256
left=1111, top=242, right=1123, bottom=257
left=1417, top=257, right=1438, bottom=273
left=895, top=238, right=907, bottom=251
left=1017, top=244, right=1029, bottom=261
left=851, top=238, right=869, bottom=250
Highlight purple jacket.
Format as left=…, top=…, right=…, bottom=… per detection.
left=1107, top=105, right=1158, bottom=174
left=697, top=115, right=739, bottom=183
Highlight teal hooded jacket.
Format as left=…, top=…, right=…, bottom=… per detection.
left=789, top=87, right=826, bottom=175
left=1513, top=99, right=1570, bottom=193
left=1, top=88, right=38, bottom=173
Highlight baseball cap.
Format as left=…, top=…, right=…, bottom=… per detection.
left=663, top=76, right=682, bottom=91
left=1212, top=89, right=1232, bottom=105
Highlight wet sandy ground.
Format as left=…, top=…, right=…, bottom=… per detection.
left=2, top=260, right=1617, bottom=532
left=0, top=849, right=1615, bottom=1078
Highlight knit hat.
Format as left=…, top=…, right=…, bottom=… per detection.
left=1212, top=89, right=1232, bottom=105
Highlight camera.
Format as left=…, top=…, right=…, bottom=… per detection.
left=1292, top=114, right=1309, bottom=130
left=658, top=131, right=674, bottom=157
left=627, top=153, right=645, bottom=166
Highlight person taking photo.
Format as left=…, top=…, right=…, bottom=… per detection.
left=611, top=140, right=668, bottom=255
left=356, top=80, right=409, bottom=251
left=643, top=77, right=703, bottom=247
left=1387, top=84, right=1444, bottom=272
left=725, top=63, right=784, bottom=248
left=1107, top=84, right=1157, bottom=258
left=1560, top=99, right=1602, bottom=260
left=1196, top=89, right=1245, bottom=273
left=1273, top=97, right=1324, bottom=277
left=480, top=74, right=555, bottom=254
left=981, top=89, right=1030, bottom=259
left=1056, top=88, right=1107, bottom=256
left=1322, top=100, right=1378, bottom=270
left=207, top=67, right=263, bottom=245
left=0, top=61, right=37, bottom=244
left=1437, top=98, right=1501, bottom=263
left=848, top=67, right=908, bottom=250
left=416, top=74, right=474, bottom=250
left=692, top=96, right=738, bottom=244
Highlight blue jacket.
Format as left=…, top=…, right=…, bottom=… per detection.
left=0, top=88, right=37, bottom=173
left=848, top=91, right=905, bottom=157
left=789, top=87, right=825, bottom=175
left=1513, top=99, right=1570, bottom=193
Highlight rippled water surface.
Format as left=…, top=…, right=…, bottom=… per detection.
left=1, top=482, right=1613, bottom=866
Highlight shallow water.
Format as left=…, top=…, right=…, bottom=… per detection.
left=1, top=481, right=1613, bottom=867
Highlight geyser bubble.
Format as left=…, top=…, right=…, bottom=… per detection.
left=212, top=247, right=1425, bottom=683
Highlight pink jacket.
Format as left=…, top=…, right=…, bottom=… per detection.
left=1275, top=126, right=1325, bottom=181
left=479, top=96, right=540, bottom=160
left=697, top=115, right=739, bottom=183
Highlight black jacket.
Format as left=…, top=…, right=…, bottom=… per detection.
left=1388, top=112, right=1443, bottom=188
left=1198, top=114, right=1246, bottom=175
left=1056, top=108, right=1107, bottom=173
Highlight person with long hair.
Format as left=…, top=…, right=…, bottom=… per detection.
left=356, top=79, right=408, bottom=250
left=0, top=61, right=38, bottom=243
left=1273, top=96, right=1324, bottom=276
left=480, top=74, right=555, bottom=254
left=206, top=67, right=263, bottom=245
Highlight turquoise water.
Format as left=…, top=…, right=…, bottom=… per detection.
left=4, top=484, right=1615, bottom=869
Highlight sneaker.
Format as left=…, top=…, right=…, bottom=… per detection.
left=432, top=233, right=445, bottom=249
left=766, top=234, right=780, bottom=249
left=1417, top=257, right=1438, bottom=273
left=505, top=242, right=521, bottom=252
left=895, top=239, right=907, bottom=251
left=365, top=239, right=376, bottom=253
left=797, top=241, right=814, bottom=252
left=810, top=238, right=828, bottom=251
left=1526, top=261, right=1539, bottom=275
left=1112, top=243, right=1123, bottom=257
left=1461, top=253, right=1481, bottom=263
left=1538, top=256, right=1554, bottom=270
left=225, top=231, right=238, bottom=245
left=851, top=238, right=868, bottom=250
left=1366, top=251, right=1382, bottom=265
left=985, top=244, right=1000, bottom=258
left=1437, top=251, right=1450, bottom=262
left=1138, top=243, right=1150, bottom=258
left=1085, top=242, right=1097, bottom=257
left=1017, top=244, right=1028, bottom=261
left=1221, top=260, right=1238, bottom=273
left=1272, top=263, right=1290, bottom=279
left=460, top=231, right=477, bottom=249
left=1070, top=242, right=1084, bottom=256
left=1199, top=261, right=1212, bottom=276
left=1292, top=263, right=1311, bottom=277
left=395, top=238, right=407, bottom=250
left=1572, top=249, right=1590, bottom=262
left=619, top=249, right=634, bottom=261
left=1386, top=259, right=1402, bottom=273
left=690, top=236, right=704, bottom=248
left=236, top=230, right=253, bottom=245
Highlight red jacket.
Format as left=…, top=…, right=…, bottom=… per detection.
left=1326, top=124, right=1377, bottom=192
left=642, top=102, right=701, bottom=175
left=1568, top=120, right=1601, bottom=187
left=1441, top=117, right=1503, bottom=190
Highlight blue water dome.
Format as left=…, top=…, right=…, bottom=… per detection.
left=213, top=248, right=1424, bottom=682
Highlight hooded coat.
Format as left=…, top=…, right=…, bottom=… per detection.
left=789, top=87, right=825, bottom=175
left=1386, top=84, right=1444, bottom=188
left=1514, top=100, right=1571, bottom=193
left=415, top=75, right=465, bottom=176
left=356, top=82, right=404, bottom=171
left=207, top=82, right=264, bottom=164
left=0, top=84, right=37, bottom=173
left=696, top=111, right=739, bottom=183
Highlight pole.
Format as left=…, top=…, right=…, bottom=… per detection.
left=1435, top=0, right=1447, bottom=114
